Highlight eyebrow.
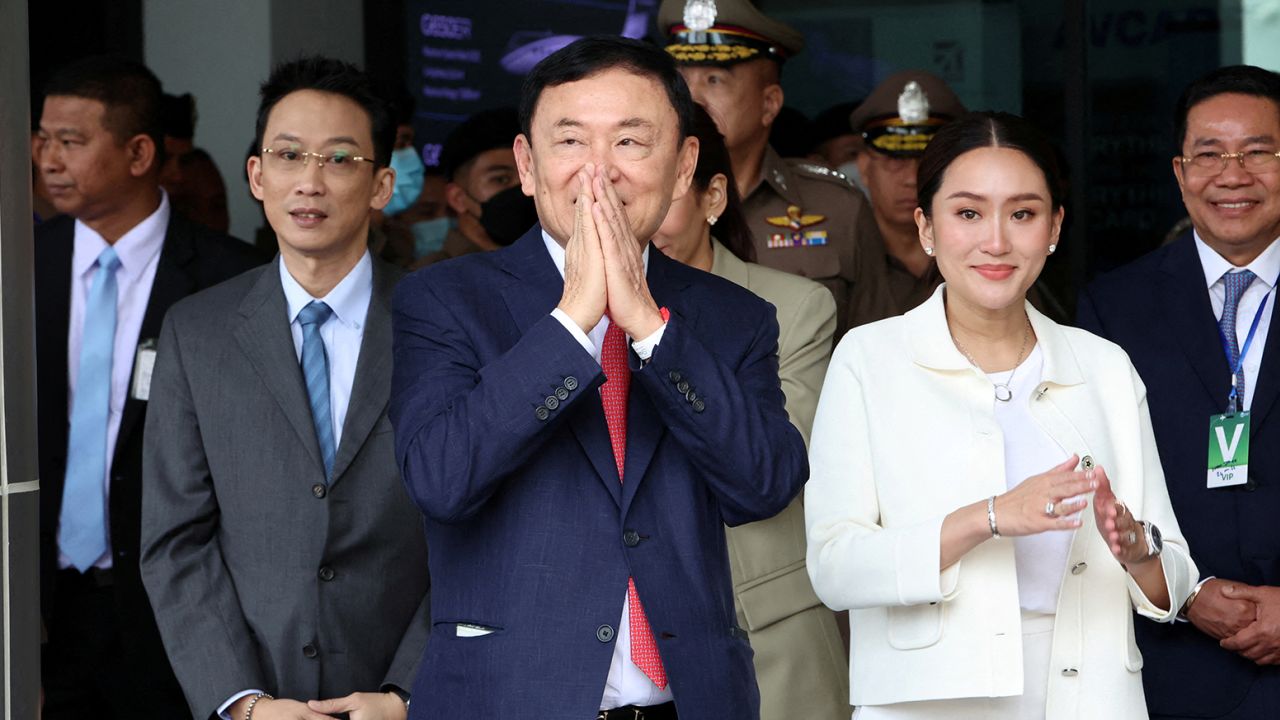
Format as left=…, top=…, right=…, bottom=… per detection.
left=1192, top=135, right=1277, bottom=148
left=40, top=127, right=87, bottom=139
left=269, top=132, right=364, bottom=147
left=945, top=191, right=1045, bottom=203
left=550, top=118, right=655, bottom=130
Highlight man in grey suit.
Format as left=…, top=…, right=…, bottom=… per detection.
left=140, top=57, right=428, bottom=720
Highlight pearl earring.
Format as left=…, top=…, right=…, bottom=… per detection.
left=1048, top=244, right=1057, bottom=255
left=707, top=215, right=718, bottom=226
left=924, top=246, right=934, bottom=256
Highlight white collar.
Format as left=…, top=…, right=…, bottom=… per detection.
left=280, top=251, right=374, bottom=328
left=540, top=228, right=649, bottom=279
left=1193, top=230, right=1280, bottom=290
left=72, top=190, right=170, bottom=277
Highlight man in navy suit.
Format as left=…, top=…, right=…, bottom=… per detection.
left=1079, top=65, right=1280, bottom=718
left=389, top=36, right=807, bottom=719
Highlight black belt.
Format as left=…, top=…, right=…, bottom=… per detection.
left=57, top=566, right=115, bottom=589
left=597, top=702, right=676, bottom=720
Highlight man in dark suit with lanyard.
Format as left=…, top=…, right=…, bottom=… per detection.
left=34, top=56, right=263, bottom=718
left=1079, top=65, right=1280, bottom=719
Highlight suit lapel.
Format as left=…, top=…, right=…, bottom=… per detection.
left=499, top=228, right=621, bottom=506
left=233, top=258, right=326, bottom=476
left=330, top=260, right=397, bottom=484
left=1159, top=235, right=1231, bottom=410
left=114, top=215, right=199, bottom=462
left=620, top=247, right=688, bottom=513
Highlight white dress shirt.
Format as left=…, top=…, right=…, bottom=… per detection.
left=540, top=231, right=673, bottom=709
left=60, top=192, right=169, bottom=570
left=218, top=251, right=374, bottom=719
left=1195, top=232, right=1280, bottom=411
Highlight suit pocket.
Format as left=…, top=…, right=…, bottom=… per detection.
left=886, top=602, right=945, bottom=650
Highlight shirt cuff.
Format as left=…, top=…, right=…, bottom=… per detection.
left=630, top=322, right=667, bottom=361
left=218, top=689, right=264, bottom=720
left=551, top=308, right=596, bottom=358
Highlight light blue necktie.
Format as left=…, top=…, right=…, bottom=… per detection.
left=299, top=301, right=336, bottom=480
left=59, top=246, right=121, bottom=572
left=1220, top=269, right=1258, bottom=408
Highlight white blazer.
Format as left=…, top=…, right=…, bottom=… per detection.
left=805, top=286, right=1198, bottom=719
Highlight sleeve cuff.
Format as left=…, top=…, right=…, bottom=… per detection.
left=550, top=308, right=596, bottom=358
left=896, top=514, right=957, bottom=605
left=218, top=689, right=264, bottom=720
left=630, top=321, right=667, bottom=361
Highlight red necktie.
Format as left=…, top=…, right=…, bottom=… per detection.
left=601, top=321, right=668, bottom=689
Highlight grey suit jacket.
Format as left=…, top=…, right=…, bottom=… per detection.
left=140, top=256, right=430, bottom=718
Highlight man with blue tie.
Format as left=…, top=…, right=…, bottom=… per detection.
left=390, top=36, right=807, bottom=718
left=34, top=56, right=264, bottom=719
left=140, top=57, right=429, bottom=720
left=1079, top=65, right=1280, bottom=719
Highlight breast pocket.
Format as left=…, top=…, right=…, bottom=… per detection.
left=887, top=602, right=945, bottom=650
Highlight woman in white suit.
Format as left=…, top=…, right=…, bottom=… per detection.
left=804, top=111, right=1198, bottom=720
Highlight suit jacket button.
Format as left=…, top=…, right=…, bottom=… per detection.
left=318, top=566, right=335, bottom=581
left=692, top=399, right=706, bottom=413
left=535, top=406, right=551, bottom=421
left=555, top=386, right=569, bottom=401
left=623, top=530, right=641, bottom=547
left=1061, top=668, right=1079, bottom=677
left=685, top=389, right=698, bottom=403
left=302, top=643, right=318, bottom=658
left=544, top=395, right=560, bottom=411
left=1071, top=562, right=1087, bottom=575
left=596, top=624, right=615, bottom=643
left=312, top=483, right=327, bottom=499
left=676, top=380, right=690, bottom=394
left=668, top=370, right=683, bottom=384
left=1081, top=455, right=1095, bottom=470
left=564, top=376, right=579, bottom=391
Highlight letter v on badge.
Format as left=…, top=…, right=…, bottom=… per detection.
left=1207, top=412, right=1250, bottom=489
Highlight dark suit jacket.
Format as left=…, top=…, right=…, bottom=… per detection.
left=140, top=256, right=431, bottom=719
left=1078, top=233, right=1280, bottom=717
left=390, top=226, right=808, bottom=719
left=35, top=211, right=264, bottom=699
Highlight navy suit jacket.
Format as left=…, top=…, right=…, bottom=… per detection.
left=389, top=227, right=807, bottom=719
left=1079, top=233, right=1280, bottom=717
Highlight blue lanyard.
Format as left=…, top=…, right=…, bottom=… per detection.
left=1218, top=281, right=1277, bottom=412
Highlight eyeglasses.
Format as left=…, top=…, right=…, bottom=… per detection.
left=1178, top=150, right=1280, bottom=176
left=260, top=145, right=376, bottom=177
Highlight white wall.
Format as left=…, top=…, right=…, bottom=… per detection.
left=144, top=0, right=363, bottom=244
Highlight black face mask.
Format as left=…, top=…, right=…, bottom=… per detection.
left=478, top=185, right=539, bottom=247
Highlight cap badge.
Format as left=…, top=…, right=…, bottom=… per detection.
left=683, top=0, right=717, bottom=32
left=898, top=81, right=930, bottom=125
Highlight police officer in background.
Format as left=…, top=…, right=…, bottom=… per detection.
left=852, top=71, right=1067, bottom=320
left=658, top=0, right=894, bottom=336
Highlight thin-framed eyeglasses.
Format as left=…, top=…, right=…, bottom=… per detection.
left=260, top=145, right=376, bottom=176
left=1178, top=149, right=1280, bottom=176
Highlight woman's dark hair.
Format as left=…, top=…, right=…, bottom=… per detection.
left=916, top=111, right=1065, bottom=218
left=688, top=103, right=756, bottom=262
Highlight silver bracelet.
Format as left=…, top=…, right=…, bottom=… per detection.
left=245, top=692, right=273, bottom=720
left=987, top=495, right=1001, bottom=538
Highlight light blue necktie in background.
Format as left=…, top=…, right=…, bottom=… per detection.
left=1220, top=269, right=1258, bottom=405
left=299, top=301, right=336, bottom=480
left=59, top=246, right=121, bottom=572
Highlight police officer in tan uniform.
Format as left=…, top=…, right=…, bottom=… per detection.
left=659, top=0, right=894, bottom=337
left=852, top=71, right=1068, bottom=320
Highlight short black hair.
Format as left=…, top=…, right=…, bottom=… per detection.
left=518, top=35, right=695, bottom=143
left=43, top=55, right=166, bottom=167
left=440, top=107, right=519, bottom=182
left=255, top=56, right=394, bottom=168
left=917, top=111, right=1065, bottom=218
left=1174, top=65, right=1280, bottom=152
left=162, top=93, right=197, bottom=141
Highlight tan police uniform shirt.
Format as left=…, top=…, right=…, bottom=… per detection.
left=742, top=146, right=896, bottom=338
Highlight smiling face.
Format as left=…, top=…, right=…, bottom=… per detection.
left=1174, top=92, right=1280, bottom=265
left=916, top=146, right=1063, bottom=313
left=247, top=89, right=393, bottom=262
left=514, top=67, right=698, bottom=246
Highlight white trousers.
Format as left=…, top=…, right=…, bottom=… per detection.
left=852, top=610, right=1055, bottom=720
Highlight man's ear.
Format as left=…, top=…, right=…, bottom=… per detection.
left=671, top=135, right=700, bottom=202
left=513, top=134, right=537, bottom=198
left=127, top=134, right=159, bottom=177
left=247, top=155, right=265, bottom=201
left=444, top=182, right=471, bottom=216
left=369, top=165, right=396, bottom=210
left=761, top=84, right=784, bottom=129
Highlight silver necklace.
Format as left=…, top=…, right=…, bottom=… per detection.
left=952, top=315, right=1032, bottom=402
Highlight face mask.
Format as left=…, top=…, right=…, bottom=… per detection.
left=477, top=185, right=539, bottom=247
left=411, top=216, right=454, bottom=258
left=384, top=146, right=425, bottom=217
left=837, top=161, right=869, bottom=197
